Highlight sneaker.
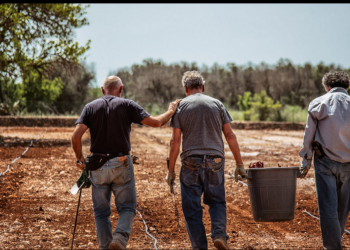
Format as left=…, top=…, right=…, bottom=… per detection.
left=109, top=237, right=126, bottom=250
left=213, top=236, right=229, bottom=250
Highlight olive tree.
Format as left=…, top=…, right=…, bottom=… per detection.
left=0, top=4, right=90, bottom=105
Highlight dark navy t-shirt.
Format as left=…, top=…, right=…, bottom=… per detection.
left=76, top=95, right=150, bottom=154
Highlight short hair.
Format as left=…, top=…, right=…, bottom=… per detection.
left=322, top=71, right=350, bottom=89
left=182, top=71, right=205, bottom=89
left=103, top=76, right=122, bottom=91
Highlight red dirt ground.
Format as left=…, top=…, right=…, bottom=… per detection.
left=0, top=126, right=349, bottom=249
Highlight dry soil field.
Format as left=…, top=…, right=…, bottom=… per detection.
left=0, top=125, right=350, bottom=249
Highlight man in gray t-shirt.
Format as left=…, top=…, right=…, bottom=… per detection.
left=166, top=71, right=246, bottom=250
left=170, top=93, right=233, bottom=160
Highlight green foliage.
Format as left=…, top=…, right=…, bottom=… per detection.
left=0, top=4, right=90, bottom=80
left=279, top=105, right=308, bottom=123
left=348, top=87, right=350, bottom=95
left=237, top=92, right=252, bottom=111
left=235, top=91, right=282, bottom=121
left=0, top=61, right=95, bottom=115
left=22, top=71, right=63, bottom=113
left=250, top=91, right=282, bottom=121
left=237, top=91, right=252, bottom=120
left=0, top=3, right=90, bottom=113
left=0, top=77, right=24, bottom=115
left=227, top=109, right=243, bottom=121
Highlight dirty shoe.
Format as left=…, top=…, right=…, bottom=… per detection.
left=109, top=237, right=126, bottom=250
left=213, top=236, right=229, bottom=250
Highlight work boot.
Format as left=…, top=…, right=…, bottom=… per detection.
left=213, top=236, right=229, bottom=250
left=109, top=237, right=126, bottom=250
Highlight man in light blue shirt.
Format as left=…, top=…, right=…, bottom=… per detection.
left=299, top=71, right=350, bottom=249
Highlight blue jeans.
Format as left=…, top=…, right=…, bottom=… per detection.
left=180, top=155, right=228, bottom=250
left=89, top=155, right=137, bottom=250
left=314, top=154, right=350, bottom=249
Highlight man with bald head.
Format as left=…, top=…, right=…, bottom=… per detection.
left=72, top=76, right=181, bottom=249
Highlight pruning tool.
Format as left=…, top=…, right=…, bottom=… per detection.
left=167, top=158, right=175, bottom=195
left=167, top=158, right=180, bottom=232
left=70, top=161, right=91, bottom=195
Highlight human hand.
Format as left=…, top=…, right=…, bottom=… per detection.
left=165, top=171, right=176, bottom=187
left=167, top=99, right=182, bottom=114
left=300, top=159, right=312, bottom=177
left=234, top=163, right=247, bottom=182
left=76, top=157, right=85, bottom=170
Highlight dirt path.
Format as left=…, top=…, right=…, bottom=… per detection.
left=0, top=126, right=350, bottom=249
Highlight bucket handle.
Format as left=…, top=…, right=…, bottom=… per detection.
left=297, top=168, right=303, bottom=178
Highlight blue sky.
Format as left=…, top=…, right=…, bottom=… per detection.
left=75, top=4, right=350, bottom=86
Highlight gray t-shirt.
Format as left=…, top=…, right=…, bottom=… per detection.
left=170, top=93, right=233, bottom=159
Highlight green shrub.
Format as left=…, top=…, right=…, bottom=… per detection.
left=237, top=92, right=252, bottom=120
left=22, top=72, right=63, bottom=113
left=250, top=91, right=282, bottom=121
left=279, top=105, right=308, bottom=123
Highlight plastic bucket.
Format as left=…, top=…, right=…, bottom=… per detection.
left=246, top=167, right=302, bottom=222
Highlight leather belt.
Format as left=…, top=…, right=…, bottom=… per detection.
left=190, top=154, right=222, bottom=159
left=92, top=152, right=130, bottom=157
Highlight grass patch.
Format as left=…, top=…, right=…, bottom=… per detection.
left=228, top=109, right=243, bottom=121
left=279, top=105, right=308, bottom=123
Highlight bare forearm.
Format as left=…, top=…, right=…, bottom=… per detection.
left=142, top=111, right=174, bottom=127
left=169, top=141, right=180, bottom=173
left=155, top=110, right=174, bottom=126
left=226, top=135, right=243, bottom=164
left=72, top=139, right=84, bottom=160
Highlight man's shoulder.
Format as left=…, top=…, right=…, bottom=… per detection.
left=85, top=98, right=104, bottom=108
left=308, top=89, right=350, bottom=111
left=309, top=94, right=327, bottom=110
left=84, top=97, right=136, bottom=109
left=182, top=94, right=221, bottom=104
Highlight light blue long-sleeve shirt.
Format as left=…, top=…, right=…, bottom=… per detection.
left=299, top=87, right=350, bottom=165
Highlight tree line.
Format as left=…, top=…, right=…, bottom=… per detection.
left=114, top=59, right=350, bottom=117
left=2, top=57, right=350, bottom=118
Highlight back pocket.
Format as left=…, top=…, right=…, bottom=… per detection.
left=111, top=160, right=132, bottom=186
left=180, top=159, right=200, bottom=186
left=208, top=159, right=224, bottom=187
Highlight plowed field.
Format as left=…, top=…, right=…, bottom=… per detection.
left=0, top=126, right=349, bottom=249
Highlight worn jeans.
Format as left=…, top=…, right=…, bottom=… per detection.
left=89, top=155, right=137, bottom=250
left=180, top=155, right=228, bottom=250
left=314, top=154, right=350, bottom=249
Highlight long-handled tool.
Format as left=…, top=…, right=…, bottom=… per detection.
left=71, top=188, right=82, bottom=250
left=167, top=158, right=180, bottom=233
left=70, top=165, right=91, bottom=250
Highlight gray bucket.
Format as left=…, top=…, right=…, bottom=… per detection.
left=246, top=167, right=302, bottom=222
